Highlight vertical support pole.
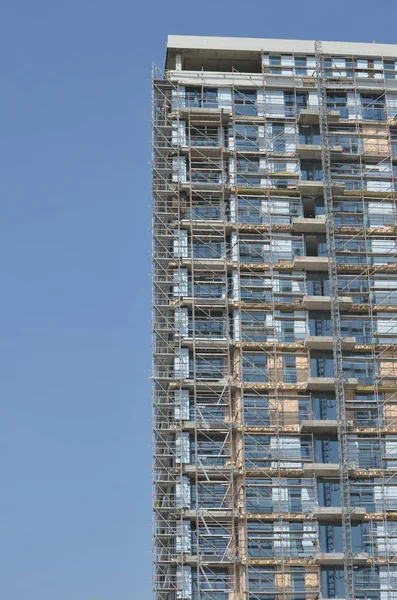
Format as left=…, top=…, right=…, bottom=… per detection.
left=315, top=40, right=355, bottom=600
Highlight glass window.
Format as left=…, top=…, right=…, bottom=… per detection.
left=247, top=522, right=273, bottom=557
left=244, top=395, right=270, bottom=425
left=237, top=156, right=260, bottom=173
left=327, top=93, right=348, bottom=118
left=246, top=479, right=272, bottom=512
left=186, top=87, right=218, bottom=108
left=244, top=435, right=271, bottom=467
left=283, top=354, right=297, bottom=382
left=192, top=568, right=229, bottom=600
left=192, top=356, right=224, bottom=379
left=235, top=124, right=259, bottom=150
left=191, top=482, right=229, bottom=509
left=243, top=354, right=268, bottom=382
left=189, top=125, right=220, bottom=147
left=361, top=93, right=385, bottom=120
left=299, top=125, right=321, bottom=145
left=309, top=312, right=332, bottom=336
left=248, top=566, right=275, bottom=596
left=191, top=436, right=227, bottom=466
left=343, top=357, right=374, bottom=384
left=311, top=351, right=334, bottom=377
left=192, top=240, right=223, bottom=259
left=191, top=525, right=229, bottom=555
left=301, top=160, right=323, bottom=181
left=234, top=89, right=257, bottom=116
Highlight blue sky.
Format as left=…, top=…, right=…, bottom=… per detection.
left=0, top=0, right=396, bottom=598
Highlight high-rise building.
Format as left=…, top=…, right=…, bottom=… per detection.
left=152, top=35, right=397, bottom=600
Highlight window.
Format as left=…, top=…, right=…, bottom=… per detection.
left=269, top=55, right=281, bottom=75
left=327, top=93, right=348, bottom=118
left=361, top=93, right=385, bottom=120
left=291, top=567, right=306, bottom=593
left=343, top=357, right=374, bottom=384
left=307, top=273, right=330, bottom=296
left=192, top=568, right=229, bottom=600
left=295, top=57, right=307, bottom=76
left=244, top=395, right=270, bottom=425
left=301, top=160, right=323, bottom=181
left=191, top=525, right=229, bottom=556
left=340, top=318, right=372, bottom=344
left=243, top=354, right=268, bottom=382
left=235, top=124, right=258, bottom=150
left=188, top=196, right=223, bottom=221
left=350, top=480, right=375, bottom=511
left=272, top=124, right=286, bottom=152
left=299, top=125, right=321, bottom=145
left=284, top=91, right=308, bottom=116
left=191, top=482, right=229, bottom=509
left=189, top=125, right=220, bottom=147
left=283, top=354, right=297, bottom=382
left=247, top=522, right=273, bottom=557
left=241, top=312, right=268, bottom=342
left=311, top=351, right=334, bottom=377
left=192, top=240, right=223, bottom=259
left=246, top=479, right=272, bottom=512
left=234, top=89, right=257, bottom=116
left=185, top=87, right=218, bottom=108
left=248, top=567, right=275, bottom=597
left=237, top=156, right=260, bottom=173
left=384, top=60, right=396, bottom=79
left=318, top=479, right=341, bottom=507
left=191, top=436, right=227, bottom=466
left=192, top=356, right=224, bottom=379
left=190, top=395, right=225, bottom=422
left=315, top=437, right=339, bottom=463
left=309, top=312, right=332, bottom=336
left=244, top=435, right=271, bottom=467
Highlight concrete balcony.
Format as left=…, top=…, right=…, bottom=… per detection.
left=292, top=216, right=326, bottom=233
left=297, top=181, right=345, bottom=196
left=178, top=106, right=231, bottom=122
left=300, top=419, right=338, bottom=434
left=303, top=463, right=340, bottom=477
left=298, top=109, right=340, bottom=125
left=181, top=420, right=230, bottom=432
left=181, top=554, right=235, bottom=566
left=313, top=506, right=366, bottom=521
left=183, top=464, right=232, bottom=476
left=297, top=180, right=325, bottom=195
left=180, top=336, right=230, bottom=349
left=182, top=509, right=236, bottom=520
left=314, top=552, right=369, bottom=565
left=294, top=256, right=329, bottom=271
left=300, top=419, right=353, bottom=434
left=302, top=295, right=353, bottom=310
left=330, top=145, right=344, bottom=155
left=306, top=376, right=359, bottom=391
left=304, top=335, right=356, bottom=350
left=297, top=144, right=322, bottom=159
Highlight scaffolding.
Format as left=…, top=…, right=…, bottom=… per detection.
left=153, top=39, right=397, bottom=600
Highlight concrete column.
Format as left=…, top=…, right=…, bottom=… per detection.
left=175, top=53, right=183, bottom=71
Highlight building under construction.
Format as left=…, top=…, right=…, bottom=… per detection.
left=152, top=35, right=397, bottom=600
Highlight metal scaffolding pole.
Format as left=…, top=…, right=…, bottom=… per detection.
left=315, top=40, right=355, bottom=599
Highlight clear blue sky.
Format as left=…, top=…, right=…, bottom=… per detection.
left=0, top=1, right=395, bottom=598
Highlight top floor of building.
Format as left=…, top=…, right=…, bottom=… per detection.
left=164, top=35, right=397, bottom=87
